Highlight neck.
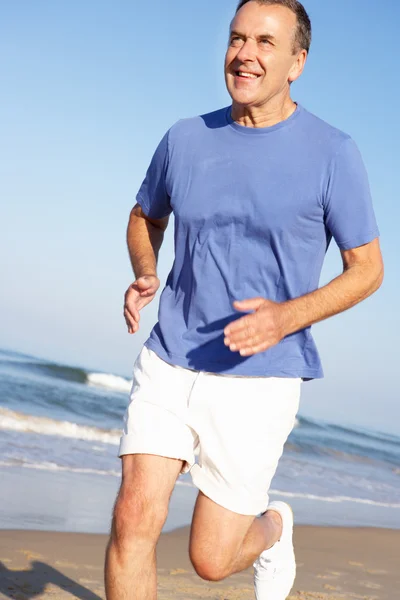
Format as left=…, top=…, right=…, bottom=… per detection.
left=231, top=95, right=297, bottom=128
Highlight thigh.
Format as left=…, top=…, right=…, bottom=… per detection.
left=120, top=453, right=183, bottom=498
left=190, top=491, right=254, bottom=561
left=113, top=454, right=183, bottom=538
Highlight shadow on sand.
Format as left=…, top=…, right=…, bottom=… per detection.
left=0, top=561, right=103, bottom=599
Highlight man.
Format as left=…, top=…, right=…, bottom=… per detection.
left=105, top=0, right=383, bottom=598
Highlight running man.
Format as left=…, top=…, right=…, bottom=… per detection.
left=105, top=1, right=383, bottom=598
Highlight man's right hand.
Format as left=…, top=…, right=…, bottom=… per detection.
left=124, top=275, right=160, bottom=334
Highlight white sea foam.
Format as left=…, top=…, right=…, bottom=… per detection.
left=0, top=408, right=120, bottom=445
left=175, top=479, right=196, bottom=488
left=87, top=372, right=132, bottom=393
left=0, top=458, right=198, bottom=481
left=269, top=489, right=400, bottom=509
left=0, top=459, right=201, bottom=483
left=1, top=447, right=397, bottom=510
left=0, top=459, right=120, bottom=477
left=174, top=482, right=400, bottom=508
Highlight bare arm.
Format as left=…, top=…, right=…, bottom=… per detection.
left=282, top=237, right=384, bottom=335
left=124, top=204, right=170, bottom=334
left=224, top=238, right=384, bottom=356
left=127, top=203, right=169, bottom=278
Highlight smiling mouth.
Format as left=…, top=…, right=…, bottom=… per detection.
left=234, top=70, right=261, bottom=79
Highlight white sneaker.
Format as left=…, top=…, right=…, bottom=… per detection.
left=253, top=501, right=296, bottom=600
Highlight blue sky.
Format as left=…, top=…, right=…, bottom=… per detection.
left=1, top=0, right=399, bottom=435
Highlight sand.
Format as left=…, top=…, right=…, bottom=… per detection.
left=0, top=526, right=398, bottom=599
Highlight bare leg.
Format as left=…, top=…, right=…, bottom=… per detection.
left=189, top=491, right=282, bottom=581
left=105, top=454, right=183, bottom=600
left=231, top=508, right=282, bottom=573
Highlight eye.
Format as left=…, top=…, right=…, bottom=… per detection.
left=230, top=36, right=243, bottom=46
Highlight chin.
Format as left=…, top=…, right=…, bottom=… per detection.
left=225, top=81, right=258, bottom=107
left=229, top=90, right=258, bottom=106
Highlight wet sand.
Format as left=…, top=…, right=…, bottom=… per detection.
left=0, top=525, right=398, bottom=599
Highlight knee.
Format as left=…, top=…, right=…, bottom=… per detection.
left=110, top=487, right=168, bottom=553
left=189, top=546, right=231, bottom=582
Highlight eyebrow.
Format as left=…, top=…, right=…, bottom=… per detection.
left=229, top=30, right=277, bottom=43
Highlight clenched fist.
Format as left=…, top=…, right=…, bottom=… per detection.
left=124, top=275, right=160, bottom=334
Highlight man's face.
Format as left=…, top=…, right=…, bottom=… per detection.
left=225, top=1, right=303, bottom=108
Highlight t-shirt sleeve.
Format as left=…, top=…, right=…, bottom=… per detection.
left=136, top=130, right=172, bottom=219
left=323, top=137, right=380, bottom=250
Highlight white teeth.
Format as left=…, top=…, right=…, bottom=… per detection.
left=238, top=71, right=258, bottom=79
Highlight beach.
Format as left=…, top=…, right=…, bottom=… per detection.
left=1, top=349, right=399, bottom=599
left=1, top=525, right=399, bottom=600
left=1, top=349, right=399, bottom=535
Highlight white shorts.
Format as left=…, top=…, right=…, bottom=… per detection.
left=119, top=346, right=301, bottom=516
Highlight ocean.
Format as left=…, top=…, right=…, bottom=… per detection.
left=0, top=348, right=399, bottom=534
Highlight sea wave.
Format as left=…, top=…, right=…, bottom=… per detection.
left=0, top=409, right=298, bottom=452
left=87, top=372, right=132, bottom=393
left=0, top=459, right=199, bottom=483
left=2, top=357, right=132, bottom=393
left=0, top=459, right=120, bottom=477
left=269, top=489, right=400, bottom=509
left=292, top=415, right=400, bottom=466
left=0, top=455, right=398, bottom=510
left=0, top=408, right=120, bottom=445
left=297, top=414, right=400, bottom=445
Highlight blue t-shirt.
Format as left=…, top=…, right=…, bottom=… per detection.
left=136, top=104, right=379, bottom=379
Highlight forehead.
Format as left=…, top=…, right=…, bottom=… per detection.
left=230, top=2, right=297, bottom=40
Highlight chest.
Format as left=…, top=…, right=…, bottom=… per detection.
left=167, top=137, right=326, bottom=236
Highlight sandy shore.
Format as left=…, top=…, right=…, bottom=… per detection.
left=0, top=526, right=398, bottom=600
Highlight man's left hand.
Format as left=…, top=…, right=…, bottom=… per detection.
left=224, top=298, right=289, bottom=357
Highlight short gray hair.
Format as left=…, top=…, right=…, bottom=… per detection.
left=235, top=0, right=312, bottom=53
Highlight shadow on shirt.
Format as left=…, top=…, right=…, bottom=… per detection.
left=186, top=313, right=249, bottom=372
left=200, top=109, right=231, bottom=130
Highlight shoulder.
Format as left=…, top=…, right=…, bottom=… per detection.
left=167, top=107, right=229, bottom=142
left=299, top=106, right=353, bottom=153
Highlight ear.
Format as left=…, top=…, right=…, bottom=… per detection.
left=288, top=49, right=307, bottom=83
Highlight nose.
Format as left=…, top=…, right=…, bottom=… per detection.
left=236, top=38, right=257, bottom=63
